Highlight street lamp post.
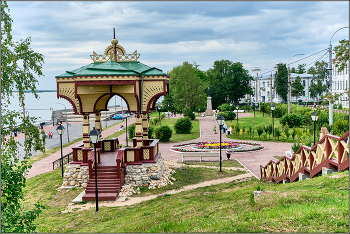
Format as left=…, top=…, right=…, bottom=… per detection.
left=230, top=102, right=233, bottom=122
left=271, top=104, right=275, bottom=136
left=89, top=127, right=100, bottom=212
left=56, top=124, right=65, bottom=177
left=311, top=110, right=319, bottom=146
left=55, top=102, right=70, bottom=142
left=168, top=103, right=170, bottom=119
left=216, top=114, right=225, bottom=172
left=236, top=105, right=239, bottom=125
left=288, top=54, right=305, bottom=114
left=157, top=105, right=161, bottom=125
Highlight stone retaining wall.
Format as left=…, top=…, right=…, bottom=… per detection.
left=62, top=164, right=89, bottom=188
left=124, top=155, right=166, bottom=187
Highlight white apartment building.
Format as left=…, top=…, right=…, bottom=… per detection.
left=248, top=64, right=349, bottom=108
left=332, top=62, right=349, bottom=107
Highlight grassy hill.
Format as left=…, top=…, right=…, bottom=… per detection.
left=23, top=163, right=349, bottom=233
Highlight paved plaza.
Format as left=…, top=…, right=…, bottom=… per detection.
left=26, top=113, right=292, bottom=179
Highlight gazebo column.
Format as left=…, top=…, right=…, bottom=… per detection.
left=95, top=111, right=102, bottom=148
left=142, top=113, right=149, bottom=141
left=135, top=113, right=143, bottom=147
left=81, top=112, right=91, bottom=165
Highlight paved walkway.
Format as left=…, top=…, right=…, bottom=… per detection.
left=26, top=118, right=136, bottom=178
left=26, top=112, right=292, bottom=179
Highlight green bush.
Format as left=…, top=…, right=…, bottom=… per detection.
left=148, top=126, right=155, bottom=138
left=257, top=126, right=264, bottom=139
left=220, top=111, right=236, bottom=121
left=218, top=103, right=235, bottom=112
left=333, top=119, right=349, bottom=136
left=155, top=125, right=172, bottom=142
left=280, top=113, right=304, bottom=128
left=292, top=142, right=301, bottom=154
left=183, top=108, right=196, bottom=120
left=275, top=128, right=281, bottom=140
left=128, top=123, right=136, bottom=139
left=174, top=117, right=193, bottom=134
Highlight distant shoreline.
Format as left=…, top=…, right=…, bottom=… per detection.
left=13, top=90, right=56, bottom=93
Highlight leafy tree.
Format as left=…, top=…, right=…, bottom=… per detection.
left=290, top=67, right=296, bottom=73
left=274, top=63, right=288, bottom=103
left=207, top=60, right=253, bottom=108
left=1, top=2, right=45, bottom=232
left=291, top=76, right=305, bottom=100
left=167, top=62, right=207, bottom=111
left=296, top=63, right=307, bottom=74
left=307, top=61, right=328, bottom=99
left=333, top=39, right=349, bottom=72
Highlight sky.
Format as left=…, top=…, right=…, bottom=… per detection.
left=6, top=1, right=350, bottom=90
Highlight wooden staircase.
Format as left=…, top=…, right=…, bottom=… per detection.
left=82, top=165, right=122, bottom=201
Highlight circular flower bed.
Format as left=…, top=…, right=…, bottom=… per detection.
left=193, top=141, right=240, bottom=150
left=170, top=141, right=264, bottom=153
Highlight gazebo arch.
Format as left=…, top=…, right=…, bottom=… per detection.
left=56, top=37, right=169, bottom=150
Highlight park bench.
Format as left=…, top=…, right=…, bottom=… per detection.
left=182, top=152, right=220, bottom=162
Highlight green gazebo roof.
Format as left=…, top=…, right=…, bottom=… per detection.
left=56, top=61, right=167, bottom=78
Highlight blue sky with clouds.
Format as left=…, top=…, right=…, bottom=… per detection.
left=7, top=1, right=349, bottom=90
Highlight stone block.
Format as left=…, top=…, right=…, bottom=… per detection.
left=134, top=176, right=141, bottom=181
left=70, top=181, right=75, bottom=186
left=135, top=181, right=142, bottom=186
left=81, top=183, right=87, bottom=188
left=141, top=176, right=148, bottom=181
left=77, top=174, right=82, bottom=179
left=299, top=173, right=310, bottom=181
left=322, top=167, right=338, bottom=176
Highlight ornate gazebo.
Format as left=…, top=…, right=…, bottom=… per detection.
left=56, top=36, right=169, bottom=201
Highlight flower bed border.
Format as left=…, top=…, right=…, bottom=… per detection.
left=170, top=141, right=264, bottom=153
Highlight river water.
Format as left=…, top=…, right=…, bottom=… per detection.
left=4, top=91, right=125, bottom=124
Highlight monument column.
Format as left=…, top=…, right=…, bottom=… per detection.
left=205, top=87, right=214, bottom=116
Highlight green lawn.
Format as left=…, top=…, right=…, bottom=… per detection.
left=23, top=166, right=349, bottom=233
left=225, top=111, right=310, bottom=143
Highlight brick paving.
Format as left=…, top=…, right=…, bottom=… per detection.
left=26, top=112, right=292, bottom=180
left=26, top=118, right=136, bottom=179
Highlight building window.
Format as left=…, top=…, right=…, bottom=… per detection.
left=302, top=80, right=305, bottom=86
left=267, top=82, right=269, bottom=87
left=263, top=82, right=265, bottom=87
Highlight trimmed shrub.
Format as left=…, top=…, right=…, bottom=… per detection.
left=174, top=117, right=193, bottom=134
left=128, top=123, right=136, bottom=140
left=280, top=113, right=304, bottom=128
left=220, top=111, right=236, bottom=121
left=155, top=125, right=172, bottom=142
left=183, top=108, right=196, bottom=120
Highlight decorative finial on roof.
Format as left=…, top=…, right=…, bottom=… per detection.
left=90, top=29, right=140, bottom=63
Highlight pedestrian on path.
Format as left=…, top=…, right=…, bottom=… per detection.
left=213, top=125, right=217, bottom=134
left=223, top=123, right=227, bottom=134
left=180, top=110, right=182, bottom=116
